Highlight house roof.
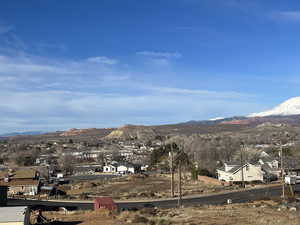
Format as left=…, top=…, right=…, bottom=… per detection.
left=0, top=206, right=27, bottom=222
left=218, top=162, right=258, bottom=174
left=0, top=169, right=37, bottom=179
left=217, top=166, right=226, bottom=172
left=0, top=179, right=39, bottom=187
left=228, top=165, right=243, bottom=173
left=260, top=155, right=277, bottom=163
left=261, top=163, right=277, bottom=173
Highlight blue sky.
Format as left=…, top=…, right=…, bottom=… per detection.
left=1, top=0, right=300, bottom=133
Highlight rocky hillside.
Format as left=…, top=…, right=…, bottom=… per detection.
left=104, top=125, right=158, bottom=141
left=60, top=128, right=100, bottom=136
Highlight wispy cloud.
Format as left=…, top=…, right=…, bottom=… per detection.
left=0, top=87, right=262, bottom=132
left=0, top=29, right=261, bottom=133
left=136, top=51, right=182, bottom=59
left=0, top=49, right=260, bottom=132
left=145, top=86, right=253, bottom=99
left=270, top=11, right=300, bottom=22
left=87, top=56, right=118, bottom=65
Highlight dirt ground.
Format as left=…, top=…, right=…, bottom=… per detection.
left=40, top=200, right=300, bottom=225
left=61, top=174, right=237, bottom=200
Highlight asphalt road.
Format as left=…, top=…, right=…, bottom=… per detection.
left=7, top=184, right=300, bottom=211
left=65, top=174, right=117, bottom=182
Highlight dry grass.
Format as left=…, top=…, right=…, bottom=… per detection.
left=63, top=174, right=235, bottom=200
left=40, top=200, right=300, bottom=225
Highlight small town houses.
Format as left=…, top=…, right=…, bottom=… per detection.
left=103, top=162, right=141, bottom=174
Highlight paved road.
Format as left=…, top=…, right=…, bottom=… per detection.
left=7, top=184, right=300, bottom=211
left=66, top=174, right=117, bottom=182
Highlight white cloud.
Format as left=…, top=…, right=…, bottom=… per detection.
left=87, top=56, right=118, bottom=65
left=0, top=54, right=76, bottom=74
left=0, top=88, right=262, bottom=133
left=136, top=51, right=182, bottom=59
left=0, top=35, right=260, bottom=133
left=146, top=86, right=253, bottom=99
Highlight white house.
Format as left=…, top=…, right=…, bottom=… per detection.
left=217, top=162, right=264, bottom=183
left=259, top=151, right=279, bottom=169
left=57, top=173, right=64, bottom=179
left=117, top=163, right=136, bottom=174
left=258, top=151, right=281, bottom=179
left=103, top=164, right=118, bottom=173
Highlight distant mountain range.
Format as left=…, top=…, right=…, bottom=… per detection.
left=3, top=97, right=300, bottom=138
left=177, top=97, right=300, bottom=126
left=0, top=131, right=46, bottom=137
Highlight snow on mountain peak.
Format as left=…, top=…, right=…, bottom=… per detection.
left=209, top=117, right=225, bottom=121
left=249, top=97, right=300, bottom=117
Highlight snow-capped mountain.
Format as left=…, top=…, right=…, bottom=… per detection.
left=209, top=117, right=225, bottom=121
left=249, top=97, right=300, bottom=117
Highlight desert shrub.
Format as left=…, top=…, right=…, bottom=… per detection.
left=191, top=167, right=213, bottom=179
left=156, top=219, right=172, bottom=225
left=79, top=192, right=89, bottom=200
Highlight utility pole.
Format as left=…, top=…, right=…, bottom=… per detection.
left=240, top=143, right=245, bottom=188
left=280, top=140, right=285, bottom=199
left=170, top=144, right=174, bottom=198
left=178, top=161, right=182, bottom=208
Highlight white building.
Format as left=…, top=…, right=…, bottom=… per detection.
left=258, top=151, right=281, bottom=179
left=117, top=164, right=136, bottom=174
left=103, top=164, right=118, bottom=173
left=0, top=206, right=28, bottom=225
left=217, top=162, right=264, bottom=183
left=57, top=173, right=64, bottom=179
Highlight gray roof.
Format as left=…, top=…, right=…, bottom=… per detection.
left=217, top=164, right=242, bottom=173
left=228, top=165, right=242, bottom=173
left=260, top=155, right=277, bottom=163
left=261, top=163, right=277, bottom=173
left=218, top=162, right=258, bottom=174
left=217, top=166, right=226, bottom=172
left=0, top=206, right=26, bottom=222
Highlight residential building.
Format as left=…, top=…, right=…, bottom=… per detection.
left=258, top=152, right=281, bottom=179
left=0, top=206, right=29, bottom=225
left=117, top=163, right=140, bottom=174
left=103, top=163, right=118, bottom=173
left=0, top=169, right=40, bottom=196
left=217, top=162, right=264, bottom=183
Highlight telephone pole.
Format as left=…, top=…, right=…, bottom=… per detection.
left=170, top=144, right=174, bottom=198
left=240, top=143, right=245, bottom=188
left=280, top=140, right=285, bottom=199
left=178, top=161, right=182, bottom=207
